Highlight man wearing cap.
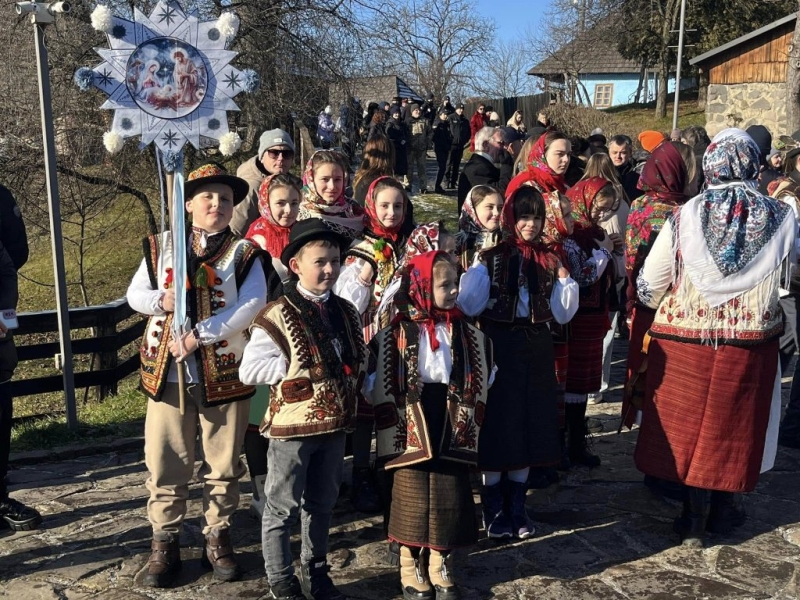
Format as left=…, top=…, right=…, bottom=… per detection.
left=127, top=164, right=267, bottom=587
left=438, top=95, right=455, bottom=117
left=232, top=129, right=296, bottom=237
left=446, top=103, right=470, bottom=189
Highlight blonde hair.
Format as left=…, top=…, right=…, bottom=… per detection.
left=514, top=136, right=537, bottom=174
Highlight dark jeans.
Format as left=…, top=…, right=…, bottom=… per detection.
left=262, top=431, right=346, bottom=585
left=434, top=149, right=448, bottom=189
left=779, top=295, right=800, bottom=438
left=0, top=383, right=11, bottom=498
left=447, top=146, right=464, bottom=188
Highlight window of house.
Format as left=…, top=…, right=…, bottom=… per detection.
left=594, top=84, right=613, bottom=108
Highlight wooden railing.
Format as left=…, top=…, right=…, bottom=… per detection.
left=10, top=298, right=144, bottom=403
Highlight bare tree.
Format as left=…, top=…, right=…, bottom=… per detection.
left=789, top=1, right=800, bottom=133
left=368, top=0, right=495, bottom=99
left=472, top=40, right=538, bottom=99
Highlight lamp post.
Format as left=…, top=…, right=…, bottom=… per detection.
left=672, top=0, right=688, bottom=131
left=16, top=1, right=78, bottom=429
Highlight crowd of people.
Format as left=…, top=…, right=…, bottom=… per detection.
left=1, top=103, right=799, bottom=600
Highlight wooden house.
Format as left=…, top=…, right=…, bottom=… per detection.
left=528, top=22, right=693, bottom=108
left=691, top=13, right=796, bottom=136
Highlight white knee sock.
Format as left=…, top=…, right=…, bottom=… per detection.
left=482, top=471, right=502, bottom=486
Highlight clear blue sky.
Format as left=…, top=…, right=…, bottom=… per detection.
left=474, top=0, right=550, bottom=43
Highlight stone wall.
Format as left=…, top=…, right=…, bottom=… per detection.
left=704, top=82, right=787, bottom=137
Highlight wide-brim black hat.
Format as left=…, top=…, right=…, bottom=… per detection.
left=184, top=164, right=250, bottom=206
left=280, top=218, right=346, bottom=267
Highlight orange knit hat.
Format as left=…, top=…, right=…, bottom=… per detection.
left=638, top=130, right=666, bottom=153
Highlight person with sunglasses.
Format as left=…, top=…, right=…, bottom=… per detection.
left=469, top=103, right=489, bottom=152
left=232, top=129, right=296, bottom=236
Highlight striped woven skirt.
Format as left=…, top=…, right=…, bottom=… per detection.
left=387, top=383, right=477, bottom=550
left=565, top=311, right=611, bottom=395
left=634, top=337, right=778, bottom=492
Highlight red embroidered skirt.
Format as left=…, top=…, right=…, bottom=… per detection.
left=565, top=311, right=610, bottom=395
left=620, top=305, right=656, bottom=429
left=634, top=337, right=777, bottom=492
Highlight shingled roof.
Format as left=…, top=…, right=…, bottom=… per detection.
left=329, top=75, right=424, bottom=107
left=528, top=23, right=643, bottom=78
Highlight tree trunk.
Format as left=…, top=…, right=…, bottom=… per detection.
left=697, top=68, right=708, bottom=109
left=787, top=6, right=800, bottom=133
left=656, top=55, right=669, bottom=119
left=634, top=62, right=646, bottom=104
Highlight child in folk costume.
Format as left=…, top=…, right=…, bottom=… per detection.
left=239, top=218, right=368, bottom=600
left=369, top=251, right=495, bottom=600
left=455, top=185, right=503, bottom=270
left=541, top=185, right=615, bottom=468
left=334, top=176, right=413, bottom=513
left=459, top=186, right=578, bottom=540
left=298, top=150, right=364, bottom=240
left=242, top=173, right=302, bottom=517
left=126, top=164, right=267, bottom=587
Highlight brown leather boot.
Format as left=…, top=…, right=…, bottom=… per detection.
left=201, top=528, right=241, bottom=581
left=399, top=545, right=434, bottom=600
left=142, top=533, right=181, bottom=588
left=428, top=549, right=459, bottom=599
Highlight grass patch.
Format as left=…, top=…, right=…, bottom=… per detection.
left=605, top=99, right=707, bottom=137
left=11, top=377, right=146, bottom=452
left=410, top=190, right=458, bottom=231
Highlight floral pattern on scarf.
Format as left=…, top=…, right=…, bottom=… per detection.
left=625, top=141, right=689, bottom=274
left=363, top=176, right=410, bottom=242
left=501, top=184, right=561, bottom=271
left=393, top=251, right=463, bottom=351
left=566, top=177, right=610, bottom=255
left=298, top=151, right=364, bottom=238
left=244, top=174, right=293, bottom=257
left=455, top=186, right=501, bottom=258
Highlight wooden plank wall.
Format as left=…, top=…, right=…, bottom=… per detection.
left=708, top=27, right=792, bottom=85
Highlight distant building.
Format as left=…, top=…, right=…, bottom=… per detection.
left=528, top=24, right=694, bottom=109
left=691, top=12, right=796, bottom=137
left=328, top=75, right=424, bottom=109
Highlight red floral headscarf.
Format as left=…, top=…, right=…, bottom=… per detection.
left=244, top=174, right=294, bottom=257
left=566, top=176, right=610, bottom=254
left=501, top=184, right=561, bottom=271
left=505, top=133, right=569, bottom=200
left=540, top=190, right=571, bottom=264
left=363, top=176, right=408, bottom=242
left=393, top=250, right=463, bottom=351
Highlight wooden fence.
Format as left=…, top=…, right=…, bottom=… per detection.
left=463, top=93, right=551, bottom=130
left=10, top=298, right=144, bottom=415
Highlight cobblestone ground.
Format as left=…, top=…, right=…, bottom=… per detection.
left=2, top=339, right=800, bottom=599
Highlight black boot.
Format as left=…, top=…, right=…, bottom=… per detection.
left=674, top=486, right=710, bottom=547
left=558, top=428, right=571, bottom=471
left=0, top=496, right=42, bottom=531
left=507, top=480, right=535, bottom=539
left=706, top=491, right=746, bottom=534
left=480, top=482, right=512, bottom=539
left=300, top=557, right=345, bottom=600
left=566, top=402, right=601, bottom=468
left=350, top=466, right=382, bottom=513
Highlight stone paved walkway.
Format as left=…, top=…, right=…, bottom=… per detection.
left=2, top=339, right=800, bottom=599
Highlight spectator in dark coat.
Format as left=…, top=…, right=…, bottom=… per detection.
left=438, top=96, right=455, bottom=116
left=447, top=104, right=470, bottom=189
left=420, top=92, right=437, bottom=126
left=0, top=184, right=40, bottom=532
left=608, top=135, right=640, bottom=203
left=432, top=109, right=453, bottom=193
left=385, top=106, right=409, bottom=186
left=457, top=127, right=510, bottom=212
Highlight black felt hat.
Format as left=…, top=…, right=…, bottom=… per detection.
left=280, top=218, right=346, bottom=267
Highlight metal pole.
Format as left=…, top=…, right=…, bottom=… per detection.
left=672, top=0, right=688, bottom=131
left=34, top=22, right=78, bottom=429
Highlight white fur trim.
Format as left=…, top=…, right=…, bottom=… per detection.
left=103, top=131, right=124, bottom=154
left=218, top=132, right=242, bottom=156
left=91, top=5, right=114, bottom=33
left=217, top=12, right=240, bottom=39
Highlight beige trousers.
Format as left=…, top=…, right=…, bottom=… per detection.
left=144, top=383, right=249, bottom=535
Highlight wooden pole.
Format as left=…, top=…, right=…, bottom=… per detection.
left=165, top=170, right=186, bottom=416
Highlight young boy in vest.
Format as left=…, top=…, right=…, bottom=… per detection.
left=127, top=164, right=267, bottom=587
left=239, top=218, right=368, bottom=600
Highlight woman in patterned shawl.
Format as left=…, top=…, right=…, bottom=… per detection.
left=620, top=141, right=694, bottom=429
left=634, top=128, right=795, bottom=547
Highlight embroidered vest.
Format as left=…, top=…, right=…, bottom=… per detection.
left=479, top=243, right=555, bottom=324
left=346, top=234, right=401, bottom=339
left=372, top=320, right=493, bottom=469
left=138, top=231, right=260, bottom=406
left=250, top=293, right=367, bottom=438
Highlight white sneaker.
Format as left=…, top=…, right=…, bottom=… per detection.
left=250, top=474, right=267, bottom=518
left=587, top=392, right=604, bottom=405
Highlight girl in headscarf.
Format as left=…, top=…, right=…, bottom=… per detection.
left=459, top=185, right=578, bottom=541
left=368, top=250, right=495, bottom=600
left=621, top=141, right=695, bottom=429
left=561, top=178, right=618, bottom=468
left=506, top=130, right=571, bottom=197
left=635, top=128, right=795, bottom=547
left=334, top=175, right=413, bottom=514
left=243, top=173, right=302, bottom=518
left=455, top=184, right=503, bottom=269
left=297, top=150, right=364, bottom=239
